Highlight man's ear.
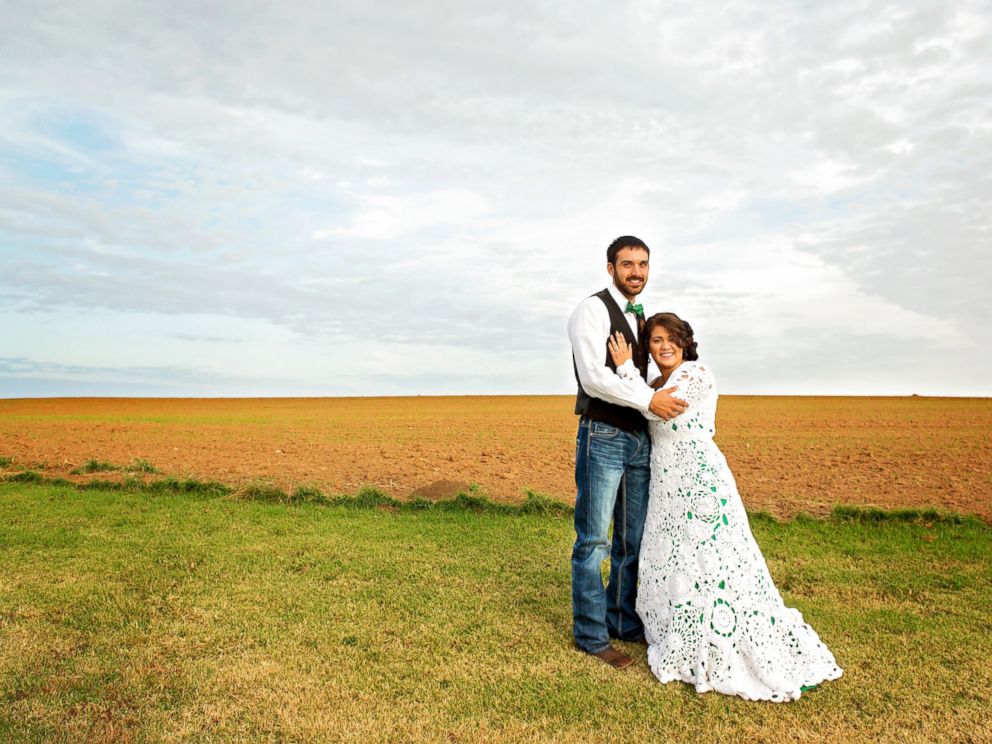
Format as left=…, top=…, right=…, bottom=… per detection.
left=607, top=262, right=615, bottom=277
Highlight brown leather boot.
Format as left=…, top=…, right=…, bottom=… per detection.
left=585, top=644, right=634, bottom=669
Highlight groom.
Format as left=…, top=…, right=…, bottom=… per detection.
left=568, top=235, right=687, bottom=669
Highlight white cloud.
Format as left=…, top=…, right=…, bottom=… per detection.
left=0, top=0, right=989, bottom=396
left=313, top=189, right=492, bottom=241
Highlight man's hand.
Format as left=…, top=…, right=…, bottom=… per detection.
left=649, top=386, right=688, bottom=420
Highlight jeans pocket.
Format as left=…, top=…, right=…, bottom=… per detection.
left=590, top=421, right=620, bottom=439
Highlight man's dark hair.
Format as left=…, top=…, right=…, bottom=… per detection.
left=607, top=236, right=650, bottom=265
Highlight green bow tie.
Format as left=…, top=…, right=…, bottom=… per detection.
left=625, top=301, right=644, bottom=319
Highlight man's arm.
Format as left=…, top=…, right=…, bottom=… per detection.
left=569, top=299, right=655, bottom=411
left=606, top=331, right=689, bottom=420
left=569, top=300, right=687, bottom=420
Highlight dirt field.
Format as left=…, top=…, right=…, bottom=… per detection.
left=1, top=395, right=990, bottom=520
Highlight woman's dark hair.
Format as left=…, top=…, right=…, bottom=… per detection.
left=606, top=235, right=650, bottom=265
left=643, top=312, right=699, bottom=361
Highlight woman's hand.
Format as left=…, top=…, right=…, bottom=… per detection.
left=608, top=331, right=633, bottom=367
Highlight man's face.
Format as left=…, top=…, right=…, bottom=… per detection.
left=607, top=247, right=650, bottom=298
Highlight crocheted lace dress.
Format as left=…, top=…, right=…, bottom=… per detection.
left=618, top=360, right=843, bottom=702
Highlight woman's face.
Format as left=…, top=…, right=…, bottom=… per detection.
left=648, top=325, right=684, bottom=372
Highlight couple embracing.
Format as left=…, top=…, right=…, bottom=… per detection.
left=567, top=236, right=842, bottom=702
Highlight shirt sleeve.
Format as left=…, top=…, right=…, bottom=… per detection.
left=568, top=298, right=655, bottom=413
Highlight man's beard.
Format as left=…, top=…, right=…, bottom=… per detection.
left=615, top=275, right=645, bottom=296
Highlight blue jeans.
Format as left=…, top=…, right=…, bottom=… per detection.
left=571, top=418, right=650, bottom=653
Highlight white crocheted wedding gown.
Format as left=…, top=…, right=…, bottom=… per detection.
left=620, top=360, right=843, bottom=702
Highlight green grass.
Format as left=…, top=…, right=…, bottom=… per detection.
left=123, top=458, right=159, bottom=474
left=1, top=482, right=990, bottom=743
left=69, top=458, right=118, bottom=475
left=2, top=471, right=573, bottom=517
left=0, top=456, right=11, bottom=468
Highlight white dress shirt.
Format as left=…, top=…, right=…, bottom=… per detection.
left=568, top=283, right=659, bottom=414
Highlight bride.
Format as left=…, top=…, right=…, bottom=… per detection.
left=608, top=313, right=842, bottom=702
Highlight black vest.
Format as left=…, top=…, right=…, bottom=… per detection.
left=573, top=289, right=649, bottom=433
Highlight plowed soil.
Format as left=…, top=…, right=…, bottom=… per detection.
left=1, top=395, right=990, bottom=520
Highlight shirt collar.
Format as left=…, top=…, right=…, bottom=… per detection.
left=606, top=283, right=636, bottom=314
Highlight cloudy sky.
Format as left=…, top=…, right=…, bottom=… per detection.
left=1, top=0, right=989, bottom=397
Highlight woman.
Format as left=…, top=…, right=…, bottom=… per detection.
left=608, top=313, right=842, bottom=702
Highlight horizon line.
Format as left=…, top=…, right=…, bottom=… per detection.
left=2, top=393, right=990, bottom=402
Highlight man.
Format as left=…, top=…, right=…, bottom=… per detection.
left=568, top=235, right=688, bottom=669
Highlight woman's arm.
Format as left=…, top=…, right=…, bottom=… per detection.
left=667, top=363, right=716, bottom=410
